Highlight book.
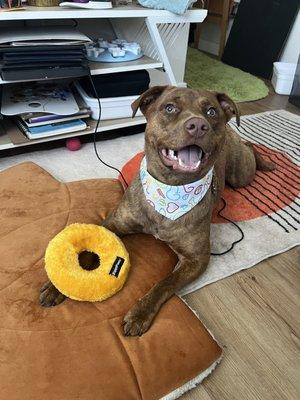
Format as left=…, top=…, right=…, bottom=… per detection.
left=59, top=2, right=112, bottom=10
left=15, top=118, right=87, bottom=140
left=20, top=109, right=91, bottom=127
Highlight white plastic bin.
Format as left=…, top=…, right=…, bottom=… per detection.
left=75, top=82, right=142, bottom=120
left=271, top=62, right=297, bottom=95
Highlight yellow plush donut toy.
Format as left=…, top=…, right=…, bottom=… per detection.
left=45, top=223, right=130, bottom=302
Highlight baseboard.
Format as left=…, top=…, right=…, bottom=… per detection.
left=198, top=39, right=219, bottom=56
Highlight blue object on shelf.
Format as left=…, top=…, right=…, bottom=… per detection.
left=137, top=0, right=197, bottom=15
left=87, top=50, right=144, bottom=63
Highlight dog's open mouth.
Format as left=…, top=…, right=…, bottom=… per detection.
left=160, top=145, right=209, bottom=172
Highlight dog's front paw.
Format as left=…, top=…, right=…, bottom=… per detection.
left=40, top=281, right=66, bottom=307
left=122, top=301, right=155, bottom=337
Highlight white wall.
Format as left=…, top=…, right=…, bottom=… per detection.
left=280, top=9, right=300, bottom=64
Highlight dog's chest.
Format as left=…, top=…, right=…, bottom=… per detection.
left=142, top=196, right=211, bottom=242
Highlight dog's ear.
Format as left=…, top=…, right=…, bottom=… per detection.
left=215, top=93, right=240, bottom=126
left=131, top=86, right=169, bottom=118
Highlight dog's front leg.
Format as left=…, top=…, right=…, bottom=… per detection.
left=101, top=208, right=140, bottom=237
left=40, top=280, right=67, bottom=307
left=122, top=250, right=210, bottom=336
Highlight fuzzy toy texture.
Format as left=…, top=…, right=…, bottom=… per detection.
left=138, top=0, right=196, bottom=14
left=45, top=223, right=130, bottom=302
left=185, top=48, right=269, bottom=102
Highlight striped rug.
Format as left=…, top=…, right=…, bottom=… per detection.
left=226, top=110, right=300, bottom=233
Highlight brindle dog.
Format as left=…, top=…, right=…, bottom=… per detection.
left=40, top=86, right=274, bottom=336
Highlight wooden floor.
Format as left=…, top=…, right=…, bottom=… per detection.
left=182, top=89, right=300, bottom=400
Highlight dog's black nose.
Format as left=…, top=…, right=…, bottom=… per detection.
left=185, top=117, right=209, bottom=137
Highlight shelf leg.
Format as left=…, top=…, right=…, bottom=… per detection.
left=146, top=17, right=178, bottom=86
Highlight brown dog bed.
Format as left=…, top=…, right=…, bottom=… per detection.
left=0, top=162, right=222, bottom=400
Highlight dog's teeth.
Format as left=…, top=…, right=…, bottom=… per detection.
left=195, top=160, right=201, bottom=168
left=178, top=159, right=185, bottom=167
left=169, top=150, right=177, bottom=160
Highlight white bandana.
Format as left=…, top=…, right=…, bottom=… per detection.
left=140, top=157, right=214, bottom=220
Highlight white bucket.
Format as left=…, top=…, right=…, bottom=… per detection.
left=271, top=62, right=297, bottom=95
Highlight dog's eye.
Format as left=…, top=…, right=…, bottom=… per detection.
left=165, top=104, right=177, bottom=114
left=207, top=107, right=217, bottom=117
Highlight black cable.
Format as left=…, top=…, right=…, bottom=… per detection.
left=211, top=197, right=244, bottom=256
left=87, top=71, right=128, bottom=188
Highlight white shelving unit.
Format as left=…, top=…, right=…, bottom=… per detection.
left=0, top=116, right=146, bottom=150
left=0, top=4, right=207, bottom=151
left=0, top=5, right=206, bottom=20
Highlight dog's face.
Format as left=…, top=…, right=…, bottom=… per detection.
left=132, top=86, right=239, bottom=182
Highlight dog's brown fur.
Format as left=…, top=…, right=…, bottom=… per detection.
left=40, top=86, right=275, bottom=336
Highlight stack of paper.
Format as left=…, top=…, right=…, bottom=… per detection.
left=0, top=27, right=92, bottom=81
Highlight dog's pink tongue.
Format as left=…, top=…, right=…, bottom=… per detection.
left=177, top=146, right=200, bottom=166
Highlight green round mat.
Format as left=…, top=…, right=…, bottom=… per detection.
left=185, top=48, right=269, bottom=103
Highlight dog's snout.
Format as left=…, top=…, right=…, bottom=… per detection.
left=185, top=117, right=209, bottom=137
